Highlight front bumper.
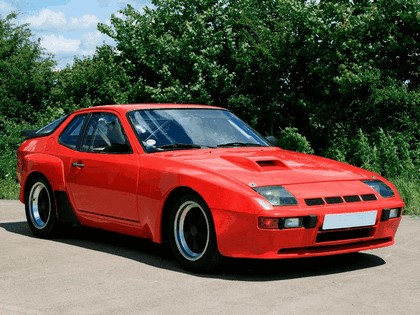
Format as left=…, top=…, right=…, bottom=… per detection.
left=212, top=202, right=404, bottom=259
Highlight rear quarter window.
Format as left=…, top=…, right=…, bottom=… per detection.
left=58, top=115, right=87, bottom=149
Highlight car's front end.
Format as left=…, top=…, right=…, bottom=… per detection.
left=167, top=147, right=404, bottom=259
left=213, top=177, right=403, bottom=259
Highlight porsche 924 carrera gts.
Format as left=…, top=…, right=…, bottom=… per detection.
left=16, top=104, right=404, bottom=272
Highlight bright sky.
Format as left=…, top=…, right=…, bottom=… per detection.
left=0, top=0, right=152, bottom=68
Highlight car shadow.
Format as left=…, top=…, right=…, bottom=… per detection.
left=0, top=221, right=386, bottom=281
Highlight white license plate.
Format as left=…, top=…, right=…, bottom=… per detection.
left=322, top=210, right=378, bottom=230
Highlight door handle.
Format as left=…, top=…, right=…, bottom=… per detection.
left=72, top=162, right=85, bottom=168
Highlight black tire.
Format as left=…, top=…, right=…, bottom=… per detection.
left=168, top=194, right=223, bottom=272
left=25, top=176, right=59, bottom=238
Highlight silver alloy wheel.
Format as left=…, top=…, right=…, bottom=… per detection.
left=28, top=181, right=52, bottom=229
left=174, top=200, right=210, bottom=261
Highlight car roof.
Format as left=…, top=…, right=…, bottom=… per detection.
left=73, top=104, right=224, bottom=115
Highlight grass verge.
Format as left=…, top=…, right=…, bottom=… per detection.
left=392, top=177, right=420, bottom=216
left=0, top=178, right=20, bottom=200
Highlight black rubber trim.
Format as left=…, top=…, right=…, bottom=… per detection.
left=303, top=215, right=318, bottom=228
left=55, top=191, right=80, bottom=224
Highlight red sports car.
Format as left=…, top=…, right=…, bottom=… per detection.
left=17, top=104, right=404, bottom=272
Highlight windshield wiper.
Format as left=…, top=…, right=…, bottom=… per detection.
left=156, top=143, right=206, bottom=151
left=217, top=142, right=264, bottom=148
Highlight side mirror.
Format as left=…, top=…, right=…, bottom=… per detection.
left=265, top=135, right=278, bottom=146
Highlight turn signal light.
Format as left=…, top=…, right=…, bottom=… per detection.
left=258, top=218, right=279, bottom=229
left=381, top=208, right=401, bottom=221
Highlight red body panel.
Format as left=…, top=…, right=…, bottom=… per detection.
left=16, top=104, right=404, bottom=259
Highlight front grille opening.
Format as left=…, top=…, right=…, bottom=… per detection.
left=316, top=227, right=374, bottom=243
left=361, top=194, right=377, bottom=201
left=325, top=196, right=344, bottom=204
left=343, top=195, right=361, bottom=203
left=305, top=194, right=377, bottom=207
left=305, top=198, right=325, bottom=206
left=278, top=237, right=393, bottom=255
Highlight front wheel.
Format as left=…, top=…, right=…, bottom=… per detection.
left=168, top=194, right=223, bottom=272
left=25, top=177, right=59, bottom=238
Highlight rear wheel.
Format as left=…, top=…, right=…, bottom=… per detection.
left=25, top=177, right=59, bottom=238
left=169, top=194, right=223, bottom=272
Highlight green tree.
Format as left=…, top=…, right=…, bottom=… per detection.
left=48, top=45, right=132, bottom=110
left=0, top=13, right=55, bottom=123
left=95, top=0, right=419, bottom=153
left=99, top=1, right=238, bottom=105
left=301, top=0, right=420, bottom=149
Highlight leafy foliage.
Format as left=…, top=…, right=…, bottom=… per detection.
left=276, top=127, right=314, bottom=154
left=327, top=129, right=418, bottom=180
left=98, top=0, right=239, bottom=105
left=0, top=13, right=55, bottom=123
left=48, top=47, right=132, bottom=109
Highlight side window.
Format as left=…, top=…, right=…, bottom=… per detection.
left=81, top=113, right=132, bottom=154
left=59, top=115, right=87, bottom=149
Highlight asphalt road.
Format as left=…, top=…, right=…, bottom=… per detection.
left=1, top=200, right=419, bottom=315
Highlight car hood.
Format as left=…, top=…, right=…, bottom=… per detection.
left=162, top=147, right=374, bottom=187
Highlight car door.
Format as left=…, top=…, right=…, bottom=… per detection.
left=60, top=112, right=140, bottom=222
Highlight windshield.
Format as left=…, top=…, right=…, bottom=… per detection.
left=127, top=108, right=270, bottom=152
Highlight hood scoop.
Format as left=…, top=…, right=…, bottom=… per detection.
left=221, top=155, right=289, bottom=172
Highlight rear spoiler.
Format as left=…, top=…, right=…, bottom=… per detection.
left=21, top=130, right=43, bottom=140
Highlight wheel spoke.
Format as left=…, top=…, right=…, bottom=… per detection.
left=184, top=230, right=191, bottom=240
left=192, top=237, right=199, bottom=251
left=197, top=231, right=207, bottom=242
left=187, top=208, right=199, bottom=225
left=197, top=220, right=207, bottom=230
left=185, top=212, right=195, bottom=225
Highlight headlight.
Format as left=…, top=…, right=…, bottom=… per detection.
left=362, top=180, right=395, bottom=198
left=253, top=186, right=298, bottom=206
